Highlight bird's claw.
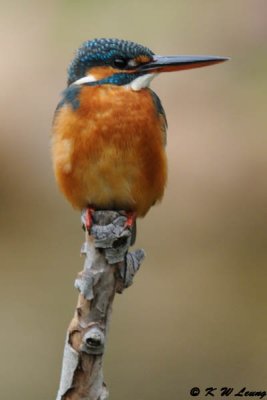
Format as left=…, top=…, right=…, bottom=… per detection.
left=85, top=207, right=95, bottom=233
left=124, top=211, right=137, bottom=229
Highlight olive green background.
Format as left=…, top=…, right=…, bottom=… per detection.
left=1, top=1, right=267, bottom=399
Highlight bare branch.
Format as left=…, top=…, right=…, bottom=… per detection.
left=56, top=210, right=145, bottom=400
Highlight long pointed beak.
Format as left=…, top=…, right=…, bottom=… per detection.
left=139, top=55, right=230, bottom=74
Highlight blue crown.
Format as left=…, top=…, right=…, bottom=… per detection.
left=67, top=38, right=154, bottom=85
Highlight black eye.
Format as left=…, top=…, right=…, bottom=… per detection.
left=113, top=58, right=128, bottom=69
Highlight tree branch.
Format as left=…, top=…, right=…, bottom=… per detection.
left=56, top=210, right=145, bottom=400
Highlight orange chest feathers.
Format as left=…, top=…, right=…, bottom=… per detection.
left=52, top=85, right=167, bottom=216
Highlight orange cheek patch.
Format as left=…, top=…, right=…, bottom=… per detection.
left=87, top=66, right=130, bottom=80
left=88, top=66, right=114, bottom=80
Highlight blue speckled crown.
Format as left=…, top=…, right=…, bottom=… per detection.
left=67, top=38, right=154, bottom=85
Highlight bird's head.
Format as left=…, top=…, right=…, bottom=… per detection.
left=67, top=38, right=229, bottom=90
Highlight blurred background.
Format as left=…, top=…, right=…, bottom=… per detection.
left=1, top=0, right=267, bottom=399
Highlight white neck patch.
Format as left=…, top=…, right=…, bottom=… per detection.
left=72, top=72, right=157, bottom=91
left=73, top=74, right=96, bottom=85
left=126, top=73, right=157, bottom=91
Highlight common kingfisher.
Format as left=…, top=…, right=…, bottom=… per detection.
left=52, top=38, right=228, bottom=230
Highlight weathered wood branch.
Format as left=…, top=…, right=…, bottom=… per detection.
left=56, top=210, right=145, bottom=400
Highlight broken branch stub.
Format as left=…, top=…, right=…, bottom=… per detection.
left=56, top=210, right=145, bottom=400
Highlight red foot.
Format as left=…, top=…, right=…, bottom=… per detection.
left=85, top=207, right=95, bottom=232
left=124, top=211, right=137, bottom=229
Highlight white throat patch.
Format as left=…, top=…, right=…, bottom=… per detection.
left=126, top=73, right=157, bottom=91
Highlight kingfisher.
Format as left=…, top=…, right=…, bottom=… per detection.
left=52, top=38, right=228, bottom=231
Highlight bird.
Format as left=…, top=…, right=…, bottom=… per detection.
left=52, top=38, right=228, bottom=231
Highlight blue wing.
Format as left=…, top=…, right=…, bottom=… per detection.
left=149, top=89, right=168, bottom=146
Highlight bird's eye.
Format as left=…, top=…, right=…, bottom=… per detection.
left=113, top=58, right=128, bottom=69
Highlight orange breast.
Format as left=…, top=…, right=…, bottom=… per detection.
left=52, top=85, right=167, bottom=217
